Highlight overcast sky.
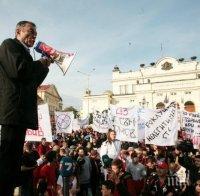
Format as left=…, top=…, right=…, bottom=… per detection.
left=1, top=0, right=200, bottom=109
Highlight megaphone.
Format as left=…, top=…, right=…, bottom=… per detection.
left=34, top=42, right=76, bottom=75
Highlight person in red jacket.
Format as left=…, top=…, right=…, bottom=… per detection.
left=37, top=137, right=50, bottom=157
left=108, top=159, right=136, bottom=196
left=39, top=150, right=57, bottom=196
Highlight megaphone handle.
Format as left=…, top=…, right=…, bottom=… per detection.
left=41, top=51, right=50, bottom=58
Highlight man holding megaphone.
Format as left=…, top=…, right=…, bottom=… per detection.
left=0, top=21, right=54, bottom=195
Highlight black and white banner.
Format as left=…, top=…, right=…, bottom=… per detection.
left=143, top=102, right=178, bottom=146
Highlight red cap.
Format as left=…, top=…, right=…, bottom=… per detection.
left=156, top=161, right=168, bottom=169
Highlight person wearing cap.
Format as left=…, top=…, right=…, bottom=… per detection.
left=142, top=160, right=170, bottom=195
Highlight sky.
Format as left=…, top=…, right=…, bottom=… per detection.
left=0, top=0, right=200, bottom=110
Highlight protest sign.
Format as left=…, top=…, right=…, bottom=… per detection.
left=92, top=109, right=113, bottom=133
left=55, top=112, right=74, bottom=133
left=25, top=104, right=52, bottom=142
left=72, top=119, right=81, bottom=131
left=144, top=102, right=178, bottom=146
left=137, top=107, right=146, bottom=141
left=111, top=105, right=138, bottom=142
left=182, top=111, right=200, bottom=149
left=77, top=116, right=89, bottom=128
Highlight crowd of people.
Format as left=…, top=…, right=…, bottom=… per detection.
left=1, top=20, right=199, bottom=196
left=18, top=127, right=200, bottom=196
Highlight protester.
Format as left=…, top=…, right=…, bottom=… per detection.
left=89, top=149, right=102, bottom=196
left=127, top=153, right=146, bottom=195
left=39, top=150, right=57, bottom=196
left=76, top=147, right=92, bottom=196
left=21, top=142, right=39, bottom=196
left=108, top=159, right=136, bottom=196
left=0, top=20, right=53, bottom=195
left=100, top=129, right=121, bottom=179
left=38, top=137, right=51, bottom=157
left=59, top=148, right=75, bottom=196
left=101, top=180, right=115, bottom=196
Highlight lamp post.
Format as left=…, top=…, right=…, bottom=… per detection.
left=139, top=96, right=149, bottom=108
left=77, top=69, right=95, bottom=115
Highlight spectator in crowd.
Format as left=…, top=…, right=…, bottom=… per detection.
left=101, top=180, right=115, bottom=196
left=108, top=159, right=136, bottom=196
left=21, top=142, right=39, bottom=196
left=190, top=155, right=200, bottom=186
left=146, top=156, right=156, bottom=177
left=37, top=137, right=51, bottom=157
left=89, top=149, right=102, bottom=196
left=127, top=153, right=146, bottom=195
left=39, top=151, right=57, bottom=196
left=100, top=129, right=121, bottom=179
left=195, top=179, right=200, bottom=196
left=59, top=148, right=75, bottom=196
left=77, top=147, right=92, bottom=196
left=127, top=146, right=135, bottom=163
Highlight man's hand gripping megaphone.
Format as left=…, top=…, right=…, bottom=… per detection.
left=34, top=41, right=76, bottom=75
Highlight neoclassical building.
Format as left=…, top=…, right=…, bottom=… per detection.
left=82, top=56, right=200, bottom=115
left=37, top=84, right=63, bottom=129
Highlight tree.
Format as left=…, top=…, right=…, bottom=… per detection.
left=63, top=106, right=78, bottom=118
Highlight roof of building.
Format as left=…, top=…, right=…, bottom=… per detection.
left=38, top=84, right=51, bottom=91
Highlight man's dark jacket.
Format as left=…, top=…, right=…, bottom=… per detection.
left=0, top=38, right=49, bottom=129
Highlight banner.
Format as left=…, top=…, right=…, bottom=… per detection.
left=72, top=119, right=81, bottom=131
left=144, top=102, right=178, bottom=146
left=111, top=106, right=138, bottom=142
left=182, top=111, right=200, bottom=149
left=55, top=112, right=74, bottom=133
left=77, top=116, right=89, bottom=128
left=137, top=107, right=146, bottom=141
left=25, top=104, right=52, bottom=142
left=92, top=109, right=113, bottom=133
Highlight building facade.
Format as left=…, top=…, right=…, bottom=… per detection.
left=37, top=84, right=63, bottom=129
left=82, top=56, right=200, bottom=115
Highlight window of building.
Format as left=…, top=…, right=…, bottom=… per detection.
left=185, top=91, right=191, bottom=94
left=132, top=84, right=135, bottom=94
left=170, top=92, right=176, bottom=95
left=147, top=79, right=150, bottom=83
left=137, top=80, right=139, bottom=84
left=198, top=74, right=200, bottom=78
left=120, top=85, right=128, bottom=94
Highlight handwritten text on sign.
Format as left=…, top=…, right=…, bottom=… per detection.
left=111, top=106, right=138, bottom=142
left=92, top=109, right=113, bottom=133
left=144, top=102, right=178, bottom=146
left=182, top=111, right=200, bottom=149
left=25, top=104, right=52, bottom=142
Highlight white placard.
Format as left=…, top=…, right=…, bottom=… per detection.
left=182, top=111, right=200, bottom=149
left=92, top=109, right=113, bottom=133
left=55, top=112, right=74, bottom=133
left=25, top=104, right=52, bottom=142
left=111, top=105, right=138, bottom=142
left=144, top=102, right=179, bottom=146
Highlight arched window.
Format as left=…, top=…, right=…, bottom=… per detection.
left=184, top=101, right=195, bottom=112
left=156, top=102, right=165, bottom=109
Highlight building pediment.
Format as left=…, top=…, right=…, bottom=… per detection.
left=38, top=84, right=62, bottom=101
left=156, top=57, right=178, bottom=71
